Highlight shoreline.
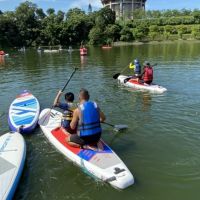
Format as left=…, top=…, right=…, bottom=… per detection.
left=113, top=39, right=200, bottom=46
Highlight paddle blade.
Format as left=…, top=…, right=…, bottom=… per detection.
left=113, top=73, right=120, bottom=79
left=38, top=109, right=51, bottom=126
left=113, top=124, right=128, bottom=132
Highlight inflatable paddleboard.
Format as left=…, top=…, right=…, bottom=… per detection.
left=118, top=75, right=167, bottom=94
left=8, top=91, right=40, bottom=134
left=39, top=108, right=134, bottom=189
left=0, top=132, right=26, bottom=200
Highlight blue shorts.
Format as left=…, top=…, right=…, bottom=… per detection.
left=61, top=119, right=70, bottom=129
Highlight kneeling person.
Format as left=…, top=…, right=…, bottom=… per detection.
left=54, top=90, right=77, bottom=134
left=67, top=89, right=106, bottom=148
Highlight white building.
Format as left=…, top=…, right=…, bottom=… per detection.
left=101, top=0, right=146, bottom=19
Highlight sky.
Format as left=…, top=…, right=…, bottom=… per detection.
left=0, top=0, right=200, bottom=12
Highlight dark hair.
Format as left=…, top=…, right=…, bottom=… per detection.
left=65, top=92, right=74, bottom=102
left=79, top=88, right=90, bottom=100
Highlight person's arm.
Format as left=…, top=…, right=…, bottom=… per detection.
left=70, top=108, right=79, bottom=130
left=99, top=108, right=106, bottom=122
left=53, top=90, right=62, bottom=107
left=140, top=66, right=145, bottom=78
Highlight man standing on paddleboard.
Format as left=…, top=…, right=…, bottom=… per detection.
left=67, top=88, right=106, bottom=149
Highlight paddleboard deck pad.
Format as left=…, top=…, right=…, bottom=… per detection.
left=118, top=75, right=167, bottom=94
left=8, top=91, right=40, bottom=134
left=39, top=108, right=134, bottom=189
left=0, top=132, right=26, bottom=200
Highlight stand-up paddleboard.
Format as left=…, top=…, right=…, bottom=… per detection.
left=0, top=132, right=26, bottom=200
left=118, top=75, right=167, bottom=94
left=39, top=109, right=134, bottom=189
left=8, top=91, right=40, bottom=134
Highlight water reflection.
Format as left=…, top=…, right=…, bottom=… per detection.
left=0, top=55, right=5, bottom=65
left=141, top=93, right=152, bottom=112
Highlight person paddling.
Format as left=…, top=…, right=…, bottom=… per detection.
left=141, top=61, right=153, bottom=85
left=53, top=90, right=77, bottom=134
left=133, top=59, right=141, bottom=77
left=67, top=88, right=106, bottom=149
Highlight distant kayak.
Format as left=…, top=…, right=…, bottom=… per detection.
left=39, top=108, right=134, bottom=189
left=102, top=46, right=112, bottom=49
left=8, top=91, right=40, bottom=134
left=0, top=132, right=26, bottom=200
left=43, top=49, right=60, bottom=53
left=118, top=75, right=167, bottom=94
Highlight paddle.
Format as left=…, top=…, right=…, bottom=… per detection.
left=38, top=68, right=78, bottom=126
left=102, top=122, right=128, bottom=132
left=113, top=62, right=158, bottom=80
left=113, top=64, right=129, bottom=79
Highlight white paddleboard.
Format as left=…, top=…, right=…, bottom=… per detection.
left=39, top=108, right=134, bottom=189
left=118, top=75, right=167, bottom=94
left=0, top=132, right=26, bottom=200
left=8, top=90, right=40, bottom=134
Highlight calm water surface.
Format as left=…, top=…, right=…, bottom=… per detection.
left=0, top=42, right=200, bottom=200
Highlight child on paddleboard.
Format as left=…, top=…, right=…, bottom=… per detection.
left=53, top=90, right=77, bottom=134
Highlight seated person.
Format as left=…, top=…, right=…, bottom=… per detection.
left=141, top=61, right=153, bottom=85
left=53, top=90, right=77, bottom=134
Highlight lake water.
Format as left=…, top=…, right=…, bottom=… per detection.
left=0, top=42, right=200, bottom=200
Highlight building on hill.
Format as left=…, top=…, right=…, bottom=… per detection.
left=88, top=3, right=92, bottom=13
left=101, top=0, right=146, bottom=19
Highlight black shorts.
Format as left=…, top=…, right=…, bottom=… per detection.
left=144, top=80, right=152, bottom=84
left=69, top=133, right=101, bottom=146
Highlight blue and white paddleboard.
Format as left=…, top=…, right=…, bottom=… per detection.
left=0, top=132, right=26, bottom=200
left=8, top=91, right=40, bottom=134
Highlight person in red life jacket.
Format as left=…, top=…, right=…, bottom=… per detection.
left=141, top=61, right=153, bottom=85
left=0, top=50, right=5, bottom=56
left=67, top=88, right=106, bottom=149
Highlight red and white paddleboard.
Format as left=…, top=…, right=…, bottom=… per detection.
left=118, top=75, right=167, bottom=94
left=39, top=108, right=134, bottom=189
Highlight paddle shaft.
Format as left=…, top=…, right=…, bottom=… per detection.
left=45, top=68, right=77, bottom=118
left=102, top=122, right=115, bottom=128
left=61, top=68, right=78, bottom=92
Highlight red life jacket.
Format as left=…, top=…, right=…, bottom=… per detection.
left=0, top=51, right=5, bottom=55
left=143, top=66, right=153, bottom=81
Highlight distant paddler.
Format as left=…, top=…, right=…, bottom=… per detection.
left=0, top=50, right=9, bottom=57
left=80, top=41, right=87, bottom=56
left=129, top=58, right=142, bottom=82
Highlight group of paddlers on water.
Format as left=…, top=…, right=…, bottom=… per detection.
left=128, top=59, right=154, bottom=85
left=52, top=59, right=154, bottom=150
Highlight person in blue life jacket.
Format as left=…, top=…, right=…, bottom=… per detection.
left=67, top=88, right=106, bottom=149
left=53, top=90, right=77, bottom=134
left=133, top=59, right=141, bottom=77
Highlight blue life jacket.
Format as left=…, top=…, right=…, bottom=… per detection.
left=134, top=63, right=141, bottom=74
left=78, top=101, right=102, bottom=137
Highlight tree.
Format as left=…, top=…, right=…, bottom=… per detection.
left=95, top=7, right=115, bottom=28
left=15, top=1, right=39, bottom=46
left=36, top=8, right=46, bottom=20
left=89, top=27, right=104, bottom=44
left=47, top=8, right=55, bottom=16
left=66, top=8, right=93, bottom=44
left=120, top=26, right=133, bottom=41
left=104, top=24, right=121, bottom=43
